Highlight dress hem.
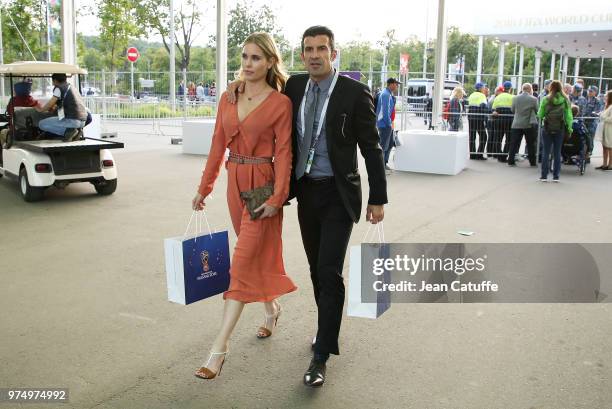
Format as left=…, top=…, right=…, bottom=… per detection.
left=223, top=285, right=297, bottom=304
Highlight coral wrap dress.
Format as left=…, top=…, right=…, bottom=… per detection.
left=198, top=90, right=297, bottom=303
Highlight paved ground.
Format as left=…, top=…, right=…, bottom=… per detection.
left=1, top=123, right=611, bottom=409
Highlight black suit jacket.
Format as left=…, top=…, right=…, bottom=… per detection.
left=284, top=73, right=388, bottom=223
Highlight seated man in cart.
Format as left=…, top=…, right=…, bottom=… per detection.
left=1, top=78, right=41, bottom=136
left=34, top=73, right=88, bottom=142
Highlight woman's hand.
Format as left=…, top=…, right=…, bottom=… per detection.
left=192, top=193, right=206, bottom=211
left=225, top=80, right=245, bottom=104
left=253, top=203, right=278, bottom=219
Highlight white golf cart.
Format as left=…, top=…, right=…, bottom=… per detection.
left=0, top=61, right=124, bottom=202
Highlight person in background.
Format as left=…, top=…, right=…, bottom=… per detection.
left=575, top=78, right=588, bottom=98
left=595, top=90, right=612, bottom=171
left=0, top=79, right=43, bottom=149
left=508, top=83, right=538, bottom=167
left=570, top=83, right=587, bottom=116
left=376, top=77, right=399, bottom=172
left=178, top=80, right=185, bottom=100
left=541, top=80, right=552, bottom=98
left=36, top=73, right=88, bottom=141
left=196, top=82, right=205, bottom=101
left=567, top=104, right=589, bottom=164
left=532, top=83, right=540, bottom=99
left=425, top=91, right=434, bottom=130
left=583, top=85, right=603, bottom=163
left=490, top=81, right=514, bottom=162
left=447, top=86, right=464, bottom=132
left=537, top=80, right=573, bottom=182
left=6, top=79, right=42, bottom=125
left=467, top=82, right=489, bottom=160
left=187, top=82, right=196, bottom=101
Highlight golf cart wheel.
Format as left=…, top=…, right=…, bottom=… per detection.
left=94, top=179, right=117, bottom=195
left=19, top=168, right=45, bottom=202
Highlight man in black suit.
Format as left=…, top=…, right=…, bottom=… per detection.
left=284, top=26, right=388, bottom=387
left=226, top=26, right=387, bottom=387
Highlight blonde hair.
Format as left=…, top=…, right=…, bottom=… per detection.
left=451, top=86, right=464, bottom=99
left=237, top=32, right=288, bottom=92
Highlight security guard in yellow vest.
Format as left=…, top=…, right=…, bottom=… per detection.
left=490, top=81, right=514, bottom=162
left=467, top=82, right=489, bottom=160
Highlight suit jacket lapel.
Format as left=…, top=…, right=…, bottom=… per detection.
left=325, top=77, right=343, bottom=150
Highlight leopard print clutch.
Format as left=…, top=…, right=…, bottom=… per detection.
left=240, top=184, right=274, bottom=220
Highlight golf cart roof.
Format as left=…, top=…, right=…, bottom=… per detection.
left=0, top=61, right=87, bottom=76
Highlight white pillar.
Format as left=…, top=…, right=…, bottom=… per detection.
left=432, top=0, right=447, bottom=130
left=599, top=56, right=605, bottom=93
left=476, top=35, right=484, bottom=84
left=61, top=0, right=76, bottom=65
left=550, top=52, right=555, bottom=80
left=169, top=0, right=176, bottom=109
left=130, top=62, right=134, bottom=99
left=534, top=49, right=542, bottom=84
left=0, top=7, right=4, bottom=99
left=517, top=45, right=524, bottom=89
left=497, top=42, right=505, bottom=87
left=216, top=0, right=228, bottom=103
left=422, top=49, right=427, bottom=78
left=423, top=1, right=429, bottom=78
left=574, top=57, right=580, bottom=81
left=562, top=54, right=569, bottom=84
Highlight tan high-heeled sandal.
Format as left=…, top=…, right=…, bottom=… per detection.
left=194, top=351, right=228, bottom=379
left=256, top=302, right=282, bottom=338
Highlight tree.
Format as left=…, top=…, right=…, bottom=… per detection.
left=223, top=0, right=286, bottom=71
left=97, top=0, right=143, bottom=72
left=1, top=0, right=50, bottom=62
left=135, top=0, right=208, bottom=71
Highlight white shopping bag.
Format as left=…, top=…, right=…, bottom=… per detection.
left=347, top=223, right=391, bottom=319
left=164, top=211, right=230, bottom=305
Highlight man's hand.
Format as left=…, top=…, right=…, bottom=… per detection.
left=225, top=80, right=245, bottom=104
left=192, top=193, right=206, bottom=211
left=366, top=205, right=384, bottom=224
left=253, top=203, right=278, bottom=219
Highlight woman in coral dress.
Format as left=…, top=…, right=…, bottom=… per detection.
left=191, top=32, right=296, bottom=379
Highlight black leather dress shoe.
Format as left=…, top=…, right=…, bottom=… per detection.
left=303, top=359, right=326, bottom=388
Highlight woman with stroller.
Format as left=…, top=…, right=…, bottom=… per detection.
left=595, top=91, right=612, bottom=171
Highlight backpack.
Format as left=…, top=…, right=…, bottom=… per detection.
left=544, top=97, right=566, bottom=132
left=442, top=101, right=450, bottom=120
left=373, top=90, right=381, bottom=113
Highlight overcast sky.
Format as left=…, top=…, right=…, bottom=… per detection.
left=76, top=0, right=611, bottom=47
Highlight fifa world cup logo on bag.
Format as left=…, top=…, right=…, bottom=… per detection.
left=200, top=251, right=210, bottom=272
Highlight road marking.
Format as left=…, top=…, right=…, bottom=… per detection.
left=118, top=312, right=156, bottom=323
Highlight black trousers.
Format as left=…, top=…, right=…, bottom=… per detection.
left=490, top=120, right=511, bottom=161
left=296, top=177, right=354, bottom=356
left=508, top=126, right=537, bottom=165
left=468, top=118, right=488, bottom=158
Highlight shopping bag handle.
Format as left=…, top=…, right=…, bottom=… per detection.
left=183, top=210, right=214, bottom=240
left=362, top=221, right=385, bottom=244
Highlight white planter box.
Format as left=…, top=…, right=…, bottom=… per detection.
left=393, top=130, right=468, bottom=175
left=182, top=119, right=216, bottom=155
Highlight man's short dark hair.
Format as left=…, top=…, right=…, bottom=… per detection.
left=51, top=73, right=67, bottom=83
left=301, top=25, right=335, bottom=52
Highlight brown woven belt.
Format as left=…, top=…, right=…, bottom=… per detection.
left=227, top=152, right=273, bottom=164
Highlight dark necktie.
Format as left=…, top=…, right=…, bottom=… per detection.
left=296, top=84, right=320, bottom=179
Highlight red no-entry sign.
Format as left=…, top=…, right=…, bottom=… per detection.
left=127, top=47, right=140, bottom=63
